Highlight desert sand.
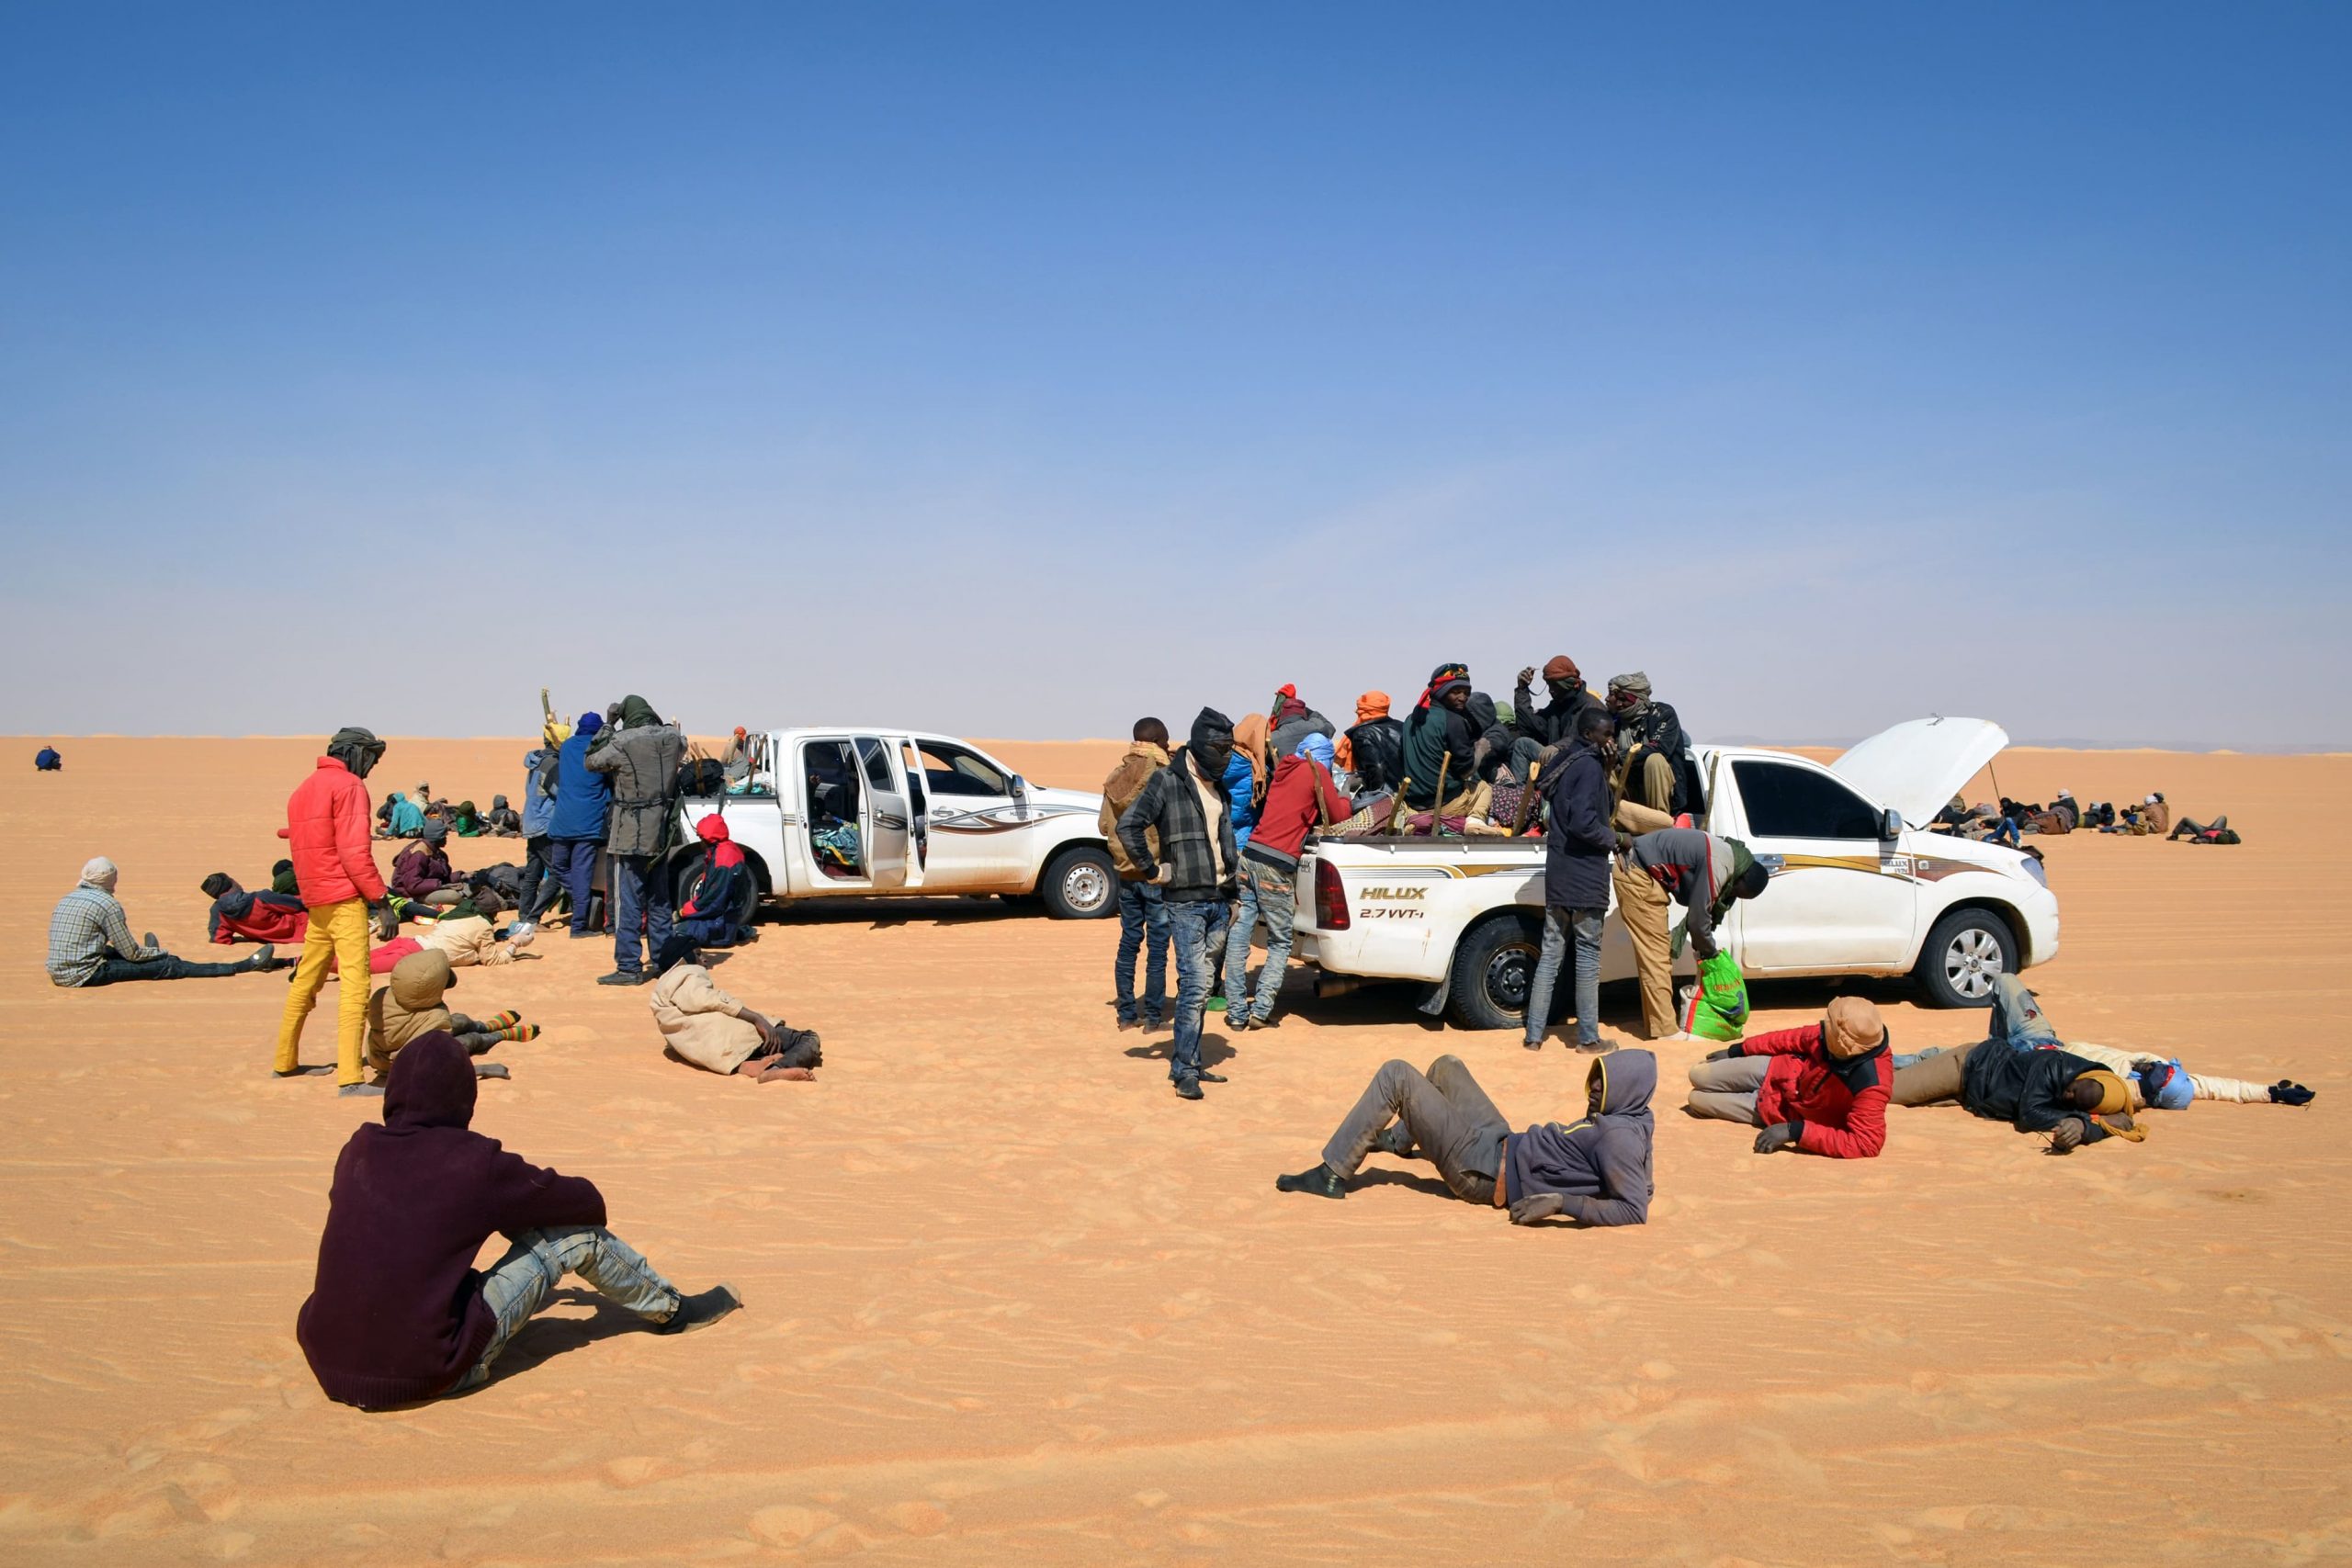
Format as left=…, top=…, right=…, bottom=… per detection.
left=0, top=736, right=2345, bottom=1566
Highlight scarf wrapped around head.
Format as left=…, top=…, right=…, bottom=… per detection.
left=618, top=694, right=661, bottom=730
left=325, top=727, right=386, bottom=778
left=1542, top=655, right=1581, bottom=686
left=79, top=856, right=119, bottom=892
left=1606, top=672, right=1652, bottom=716
left=1232, top=713, right=1271, bottom=802
left=199, top=872, right=236, bottom=900
left=1416, top=663, right=1471, bottom=713
left=1355, top=691, right=1390, bottom=724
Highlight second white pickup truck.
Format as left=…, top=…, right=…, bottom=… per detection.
left=1292, top=717, right=2060, bottom=1029
left=675, top=728, right=1118, bottom=919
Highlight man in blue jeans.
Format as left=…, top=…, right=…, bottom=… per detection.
left=1116, top=708, right=1240, bottom=1100
left=1523, top=708, right=1621, bottom=1053
left=1100, top=719, right=1173, bottom=1031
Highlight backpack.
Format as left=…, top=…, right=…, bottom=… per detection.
left=676, top=757, right=726, bottom=797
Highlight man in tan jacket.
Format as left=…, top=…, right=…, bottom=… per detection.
left=366, top=950, right=535, bottom=1079
left=1100, top=718, right=1172, bottom=1032
left=650, top=960, right=820, bottom=1083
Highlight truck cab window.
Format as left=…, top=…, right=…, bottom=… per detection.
left=919, top=742, right=1008, bottom=799
left=1733, top=760, right=1879, bottom=840
left=855, top=738, right=896, bottom=793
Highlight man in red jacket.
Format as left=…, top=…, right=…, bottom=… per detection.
left=275, top=728, right=396, bottom=1096
left=297, top=1032, right=740, bottom=1407
left=1225, top=732, right=1350, bottom=1032
left=1683, top=995, right=1893, bottom=1157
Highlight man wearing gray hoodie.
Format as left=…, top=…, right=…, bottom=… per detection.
left=1276, top=1050, right=1656, bottom=1226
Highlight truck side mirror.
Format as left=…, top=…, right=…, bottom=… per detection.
left=1881, top=807, right=1904, bottom=840
left=1010, top=774, right=1028, bottom=799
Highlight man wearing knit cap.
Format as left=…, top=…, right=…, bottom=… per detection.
left=47, top=857, right=278, bottom=987
left=1399, top=664, right=1481, bottom=815
left=1512, top=656, right=1602, bottom=751
left=1684, top=995, right=1894, bottom=1158
left=277, top=728, right=393, bottom=1095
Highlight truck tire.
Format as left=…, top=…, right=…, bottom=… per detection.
left=1040, top=846, right=1118, bottom=920
left=1446, top=910, right=1546, bottom=1031
left=1913, top=907, right=2017, bottom=1009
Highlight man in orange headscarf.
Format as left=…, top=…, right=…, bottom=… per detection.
left=1340, top=691, right=1406, bottom=795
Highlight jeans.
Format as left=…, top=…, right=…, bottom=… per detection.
left=1223, top=859, right=1298, bottom=1023
left=1989, top=973, right=2058, bottom=1050
left=1114, top=878, right=1170, bottom=1024
left=1685, top=1055, right=1769, bottom=1124
left=516, top=835, right=558, bottom=923
left=276, top=896, right=373, bottom=1086
left=1523, top=905, right=1605, bottom=1047
left=549, top=839, right=601, bottom=934
left=446, top=1226, right=681, bottom=1394
left=84, top=952, right=255, bottom=984
left=612, top=854, right=674, bottom=975
left=1167, top=897, right=1231, bottom=1083
left=1988, top=818, right=2021, bottom=848
left=1321, top=1055, right=1509, bottom=1203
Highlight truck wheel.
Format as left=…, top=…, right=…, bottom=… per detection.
left=1913, top=907, right=2017, bottom=1009
left=1040, top=846, right=1118, bottom=919
left=1447, top=911, right=1545, bottom=1031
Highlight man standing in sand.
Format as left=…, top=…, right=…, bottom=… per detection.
left=276, top=728, right=392, bottom=1097
left=587, top=694, right=685, bottom=986
left=1115, top=708, right=1239, bottom=1101
left=1101, top=717, right=1173, bottom=1032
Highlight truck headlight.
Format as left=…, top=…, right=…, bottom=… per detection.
left=2016, top=855, right=2048, bottom=889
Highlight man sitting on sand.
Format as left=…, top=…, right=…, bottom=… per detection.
left=368, top=950, right=537, bottom=1082
left=391, top=819, right=467, bottom=908
left=1684, top=996, right=1894, bottom=1158
left=1275, top=1050, right=1654, bottom=1225
left=297, top=1032, right=740, bottom=1408
left=34, top=744, right=62, bottom=771
left=648, top=945, right=820, bottom=1083
left=47, top=857, right=279, bottom=987
left=1888, top=977, right=2143, bottom=1153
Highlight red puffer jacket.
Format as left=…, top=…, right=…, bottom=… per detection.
left=1734, top=1022, right=1891, bottom=1158
left=283, top=758, right=388, bottom=908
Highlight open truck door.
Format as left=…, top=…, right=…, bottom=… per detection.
left=854, top=736, right=910, bottom=890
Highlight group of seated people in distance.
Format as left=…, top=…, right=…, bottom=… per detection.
left=375, top=782, right=522, bottom=841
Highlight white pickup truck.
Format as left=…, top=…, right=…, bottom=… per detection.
left=1293, top=717, right=2060, bottom=1029
left=675, top=728, right=1117, bottom=919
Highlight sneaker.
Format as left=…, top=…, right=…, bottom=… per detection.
left=337, top=1083, right=386, bottom=1099
left=658, top=1283, right=743, bottom=1335
left=1522, top=1035, right=1545, bottom=1052
left=596, top=970, right=648, bottom=987
left=1196, top=1071, right=1228, bottom=1084
left=141, top=931, right=158, bottom=952
left=1117, top=1017, right=1140, bottom=1032
left=1250, top=1013, right=1280, bottom=1031
left=246, top=943, right=277, bottom=971
left=1576, top=1037, right=1622, bottom=1055
left=1229, top=1013, right=1252, bottom=1033
left=1142, top=1016, right=1170, bottom=1032
left=1173, top=1076, right=1204, bottom=1100
left=567, top=929, right=598, bottom=940
left=272, top=1065, right=333, bottom=1078
left=472, top=1062, right=511, bottom=1079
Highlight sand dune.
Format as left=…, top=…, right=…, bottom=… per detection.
left=0, top=737, right=2344, bottom=1564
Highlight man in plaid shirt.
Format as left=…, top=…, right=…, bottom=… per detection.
left=46, top=857, right=277, bottom=987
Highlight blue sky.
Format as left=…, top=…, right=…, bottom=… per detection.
left=3, top=4, right=2346, bottom=746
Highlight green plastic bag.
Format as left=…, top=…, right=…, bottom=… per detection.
left=1680, top=952, right=1750, bottom=1043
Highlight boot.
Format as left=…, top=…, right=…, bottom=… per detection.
left=1275, top=1163, right=1346, bottom=1199
left=658, top=1283, right=743, bottom=1335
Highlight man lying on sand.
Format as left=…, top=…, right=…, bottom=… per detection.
left=1892, top=976, right=2315, bottom=1111
left=1276, top=1051, right=1654, bottom=1226
left=1684, top=997, right=1894, bottom=1158
left=649, top=945, right=820, bottom=1083
left=298, top=1032, right=740, bottom=1409
left=1889, top=976, right=2144, bottom=1153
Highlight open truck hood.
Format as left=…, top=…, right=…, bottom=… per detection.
left=1829, top=717, right=2007, bottom=827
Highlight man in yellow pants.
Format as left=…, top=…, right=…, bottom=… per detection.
left=276, top=728, right=391, bottom=1097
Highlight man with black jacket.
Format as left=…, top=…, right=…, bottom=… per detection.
left=1512, top=656, right=1601, bottom=750
left=1116, top=708, right=1240, bottom=1101
left=1340, top=691, right=1406, bottom=795
left=1606, top=671, right=1700, bottom=816
left=1523, top=708, right=1620, bottom=1052
left=296, top=1032, right=739, bottom=1407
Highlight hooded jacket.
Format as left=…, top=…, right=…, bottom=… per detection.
left=548, top=728, right=613, bottom=841
left=416, top=914, right=516, bottom=968
left=1629, top=829, right=1745, bottom=961
left=203, top=875, right=308, bottom=944
left=1099, top=741, right=1169, bottom=879
left=676, top=815, right=750, bottom=921
left=1503, top=1049, right=1655, bottom=1224
left=283, top=756, right=387, bottom=908
left=297, top=1032, right=607, bottom=1407
left=1244, top=750, right=1351, bottom=872
left=1724, top=1021, right=1893, bottom=1158
left=1268, top=698, right=1336, bottom=764
left=519, top=750, right=559, bottom=838
left=368, top=949, right=459, bottom=1061
left=1540, top=739, right=1615, bottom=909
left=585, top=696, right=686, bottom=859
left=384, top=794, right=426, bottom=837
left=390, top=840, right=458, bottom=901
left=1116, top=710, right=1239, bottom=903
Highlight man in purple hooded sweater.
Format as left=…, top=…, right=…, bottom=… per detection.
left=1275, top=1049, right=1655, bottom=1226
left=297, top=1032, right=740, bottom=1407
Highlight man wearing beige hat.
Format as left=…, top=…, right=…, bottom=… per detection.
left=1683, top=995, right=1894, bottom=1158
